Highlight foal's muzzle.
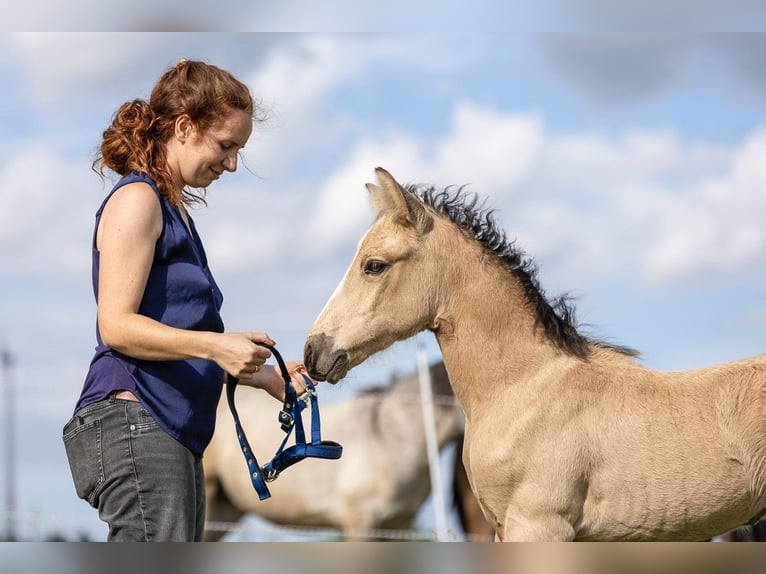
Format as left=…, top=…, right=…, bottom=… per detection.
left=304, top=333, right=349, bottom=384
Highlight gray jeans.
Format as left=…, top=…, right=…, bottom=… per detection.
left=62, top=394, right=205, bottom=541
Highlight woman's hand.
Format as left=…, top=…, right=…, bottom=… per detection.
left=212, top=332, right=275, bottom=379
left=238, top=359, right=319, bottom=403
left=285, top=361, right=314, bottom=397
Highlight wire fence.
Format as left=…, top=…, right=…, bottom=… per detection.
left=0, top=509, right=98, bottom=541
left=205, top=520, right=452, bottom=542
left=0, top=508, right=494, bottom=542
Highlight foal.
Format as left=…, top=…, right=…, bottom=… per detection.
left=304, top=167, right=766, bottom=541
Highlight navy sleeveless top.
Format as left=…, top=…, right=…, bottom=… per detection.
left=75, top=172, right=225, bottom=455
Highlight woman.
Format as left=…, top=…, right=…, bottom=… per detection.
left=63, top=59, right=309, bottom=541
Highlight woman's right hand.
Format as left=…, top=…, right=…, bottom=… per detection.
left=212, top=332, right=275, bottom=379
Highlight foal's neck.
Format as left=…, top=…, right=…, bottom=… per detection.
left=432, top=251, right=565, bottom=417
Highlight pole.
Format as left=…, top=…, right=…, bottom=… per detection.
left=416, top=343, right=449, bottom=541
left=2, top=348, right=15, bottom=541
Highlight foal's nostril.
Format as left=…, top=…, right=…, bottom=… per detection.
left=304, top=333, right=328, bottom=378
left=303, top=341, right=314, bottom=372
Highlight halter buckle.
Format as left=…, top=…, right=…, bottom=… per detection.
left=278, top=409, right=294, bottom=432
left=298, top=388, right=316, bottom=407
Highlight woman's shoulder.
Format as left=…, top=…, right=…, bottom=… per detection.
left=112, top=171, right=162, bottom=196
left=108, top=180, right=161, bottom=210
left=100, top=179, right=163, bottom=238
left=99, top=173, right=162, bottom=211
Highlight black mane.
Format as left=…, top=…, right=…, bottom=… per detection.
left=406, top=183, right=638, bottom=359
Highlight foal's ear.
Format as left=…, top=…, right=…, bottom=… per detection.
left=366, top=167, right=433, bottom=233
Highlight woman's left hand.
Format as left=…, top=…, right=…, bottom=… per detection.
left=285, top=360, right=312, bottom=396
left=240, top=360, right=318, bottom=403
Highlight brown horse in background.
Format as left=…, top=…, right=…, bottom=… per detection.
left=452, top=433, right=495, bottom=541
left=304, top=167, right=766, bottom=541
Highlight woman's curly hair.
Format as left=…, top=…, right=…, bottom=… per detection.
left=93, top=59, right=259, bottom=206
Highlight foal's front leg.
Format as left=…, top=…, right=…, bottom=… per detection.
left=498, top=507, right=577, bottom=541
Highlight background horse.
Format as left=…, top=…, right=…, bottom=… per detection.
left=303, top=167, right=766, bottom=541
left=204, top=361, right=474, bottom=540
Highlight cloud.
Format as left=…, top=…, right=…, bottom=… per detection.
left=706, top=34, right=766, bottom=98
left=301, top=101, right=765, bottom=291
left=241, top=35, right=370, bottom=175
left=544, top=0, right=766, bottom=32
left=300, top=102, right=544, bottom=255
left=1, top=2, right=555, bottom=33
left=4, top=34, right=283, bottom=113
left=536, top=34, right=766, bottom=110
left=243, top=34, right=482, bottom=177
left=0, top=144, right=93, bottom=278
left=642, top=129, right=766, bottom=282
left=9, top=33, right=160, bottom=107
left=536, top=34, right=693, bottom=109
left=3, top=2, right=260, bottom=32
left=430, top=102, right=545, bottom=193
left=525, top=126, right=765, bottom=287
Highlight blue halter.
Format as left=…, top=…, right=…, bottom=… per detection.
left=225, top=343, right=343, bottom=500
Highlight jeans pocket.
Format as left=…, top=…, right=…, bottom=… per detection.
left=62, top=417, right=105, bottom=508
left=138, top=407, right=160, bottom=428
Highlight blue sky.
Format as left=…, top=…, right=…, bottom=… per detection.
left=2, top=32, right=766, bottom=540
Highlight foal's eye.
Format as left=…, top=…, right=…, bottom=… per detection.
left=364, top=260, right=388, bottom=275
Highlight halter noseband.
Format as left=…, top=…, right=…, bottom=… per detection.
left=225, top=343, right=343, bottom=500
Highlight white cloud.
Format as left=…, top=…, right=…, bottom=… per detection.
left=537, top=34, right=766, bottom=109
left=301, top=103, right=544, bottom=256
left=513, top=126, right=761, bottom=287
left=9, top=33, right=159, bottom=106
left=0, top=145, right=93, bottom=277
left=242, top=36, right=368, bottom=174
left=303, top=135, right=426, bottom=254
left=431, top=101, right=544, bottom=194
left=641, top=130, right=766, bottom=283
left=194, top=182, right=301, bottom=273
left=301, top=102, right=765, bottom=292
left=244, top=34, right=480, bottom=177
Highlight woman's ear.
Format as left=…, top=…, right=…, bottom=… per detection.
left=174, top=114, right=194, bottom=143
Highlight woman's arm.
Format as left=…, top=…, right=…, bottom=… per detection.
left=95, top=182, right=271, bottom=377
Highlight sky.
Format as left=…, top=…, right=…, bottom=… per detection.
left=2, top=32, right=766, bottom=541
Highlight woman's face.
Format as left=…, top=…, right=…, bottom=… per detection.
left=172, top=108, right=253, bottom=190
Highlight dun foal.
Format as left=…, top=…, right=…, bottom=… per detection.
left=304, top=167, right=766, bottom=541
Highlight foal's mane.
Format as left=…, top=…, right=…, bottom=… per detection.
left=406, top=183, right=638, bottom=359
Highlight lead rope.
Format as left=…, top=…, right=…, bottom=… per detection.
left=225, top=343, right=343, bottom=500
